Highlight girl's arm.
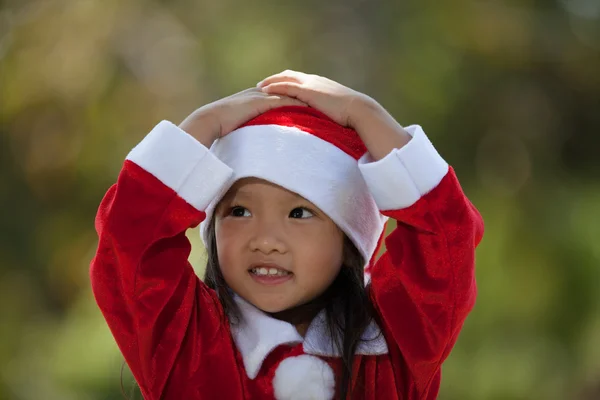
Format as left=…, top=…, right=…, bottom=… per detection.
left=258, top=71, right=483, bottom=399
left=90, top=121, right=235, bottom=398
left=358, top=125, right=483, bottom=399
left=90, top=87, right=304, bottom=399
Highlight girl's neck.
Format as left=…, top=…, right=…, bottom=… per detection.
left=268, top=292, right=329, bottom=337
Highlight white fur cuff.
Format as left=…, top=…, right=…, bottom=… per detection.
left=126, top=120, right=234, bottom=211
left=359, top=125, right=449, bottom=211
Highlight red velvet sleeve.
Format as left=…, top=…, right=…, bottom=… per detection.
left=369, top=168, right=484, bottom=399
left=89, top=121, right=237, bottom=399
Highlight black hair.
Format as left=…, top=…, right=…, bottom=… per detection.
left=203, top=215, right=380, bottom=399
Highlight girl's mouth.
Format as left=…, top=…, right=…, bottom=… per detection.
left=248, top=265, right=293, bottom=285
left=250, top=267, right=291, bottom=276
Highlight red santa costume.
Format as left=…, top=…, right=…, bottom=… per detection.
left=90, top=106, right=484, bottom=399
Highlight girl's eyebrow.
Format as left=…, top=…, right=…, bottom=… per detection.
left=221, top=188, right=253, bottom=203
left=228, top=190, right=254, bottom=202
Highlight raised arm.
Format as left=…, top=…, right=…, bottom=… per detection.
left=90, top=121, right=234, bottom=398
left=256, top=70, right=483, bottom=398
left=91, top=90, right=305, bottom=398
left=359, top=125, right=484, bottom=399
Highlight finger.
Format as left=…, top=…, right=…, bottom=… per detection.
left=265, top=94, right=307, bottom=107
left=257, top=75, right=302, bottom=88
left=257, top=70, right=306, bottom=88
left=260, top=82, right=312, bottom=104
left=239, top=87, right=265, bottom=95
left=255, top=94, right=307, bottom=113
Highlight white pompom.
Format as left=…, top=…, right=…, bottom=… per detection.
left=273, top=355, right=335, bottom=400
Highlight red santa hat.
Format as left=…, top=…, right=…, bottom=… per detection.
left=201, top=106, right=387, bottom=269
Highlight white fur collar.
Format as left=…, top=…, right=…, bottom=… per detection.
left=230, top=296, right=389, bottom=379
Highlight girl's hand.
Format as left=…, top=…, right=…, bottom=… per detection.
left=179, top=88, right=306, bottom=148
left=257, top=70, right=411, bottom=160
left=257, top=70, right=366, bottom=128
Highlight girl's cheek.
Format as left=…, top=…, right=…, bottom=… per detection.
left=217, top=221, right=251, bottom=251
left=301, top=220, right=341, bottom=240
left=216, top=218, right=242, bottom=236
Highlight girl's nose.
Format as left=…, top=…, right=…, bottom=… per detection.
left=249, top=219, right=288, bottom=254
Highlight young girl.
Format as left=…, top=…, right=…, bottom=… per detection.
left=91, top=70, right=484, bottom=400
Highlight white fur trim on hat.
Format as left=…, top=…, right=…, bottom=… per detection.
left=200, top=123, right=387, bottom=265
left=273, top=355, right=335, bottom=400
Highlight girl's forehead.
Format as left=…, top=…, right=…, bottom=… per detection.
left=223, top=177, right=306, bottom=202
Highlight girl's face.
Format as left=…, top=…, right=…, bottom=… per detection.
left=214, top=177, right=344, bottom=313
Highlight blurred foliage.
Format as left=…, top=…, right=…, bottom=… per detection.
left=1, top=0, right=599, bottom=399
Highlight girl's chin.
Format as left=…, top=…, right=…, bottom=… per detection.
left=251, top=297, right=307, bottom=316
left=252, top=300, right=292, bottom=314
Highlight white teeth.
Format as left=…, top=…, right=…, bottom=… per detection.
left=251, top=267, right=290, bottom=277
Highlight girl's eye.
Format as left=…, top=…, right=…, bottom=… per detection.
left=289, top=207, right=314, bottom=219
left=230, top=206, right=251, bottom=217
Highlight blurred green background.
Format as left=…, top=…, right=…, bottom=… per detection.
left=1, top=0, right=599, bottom=399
